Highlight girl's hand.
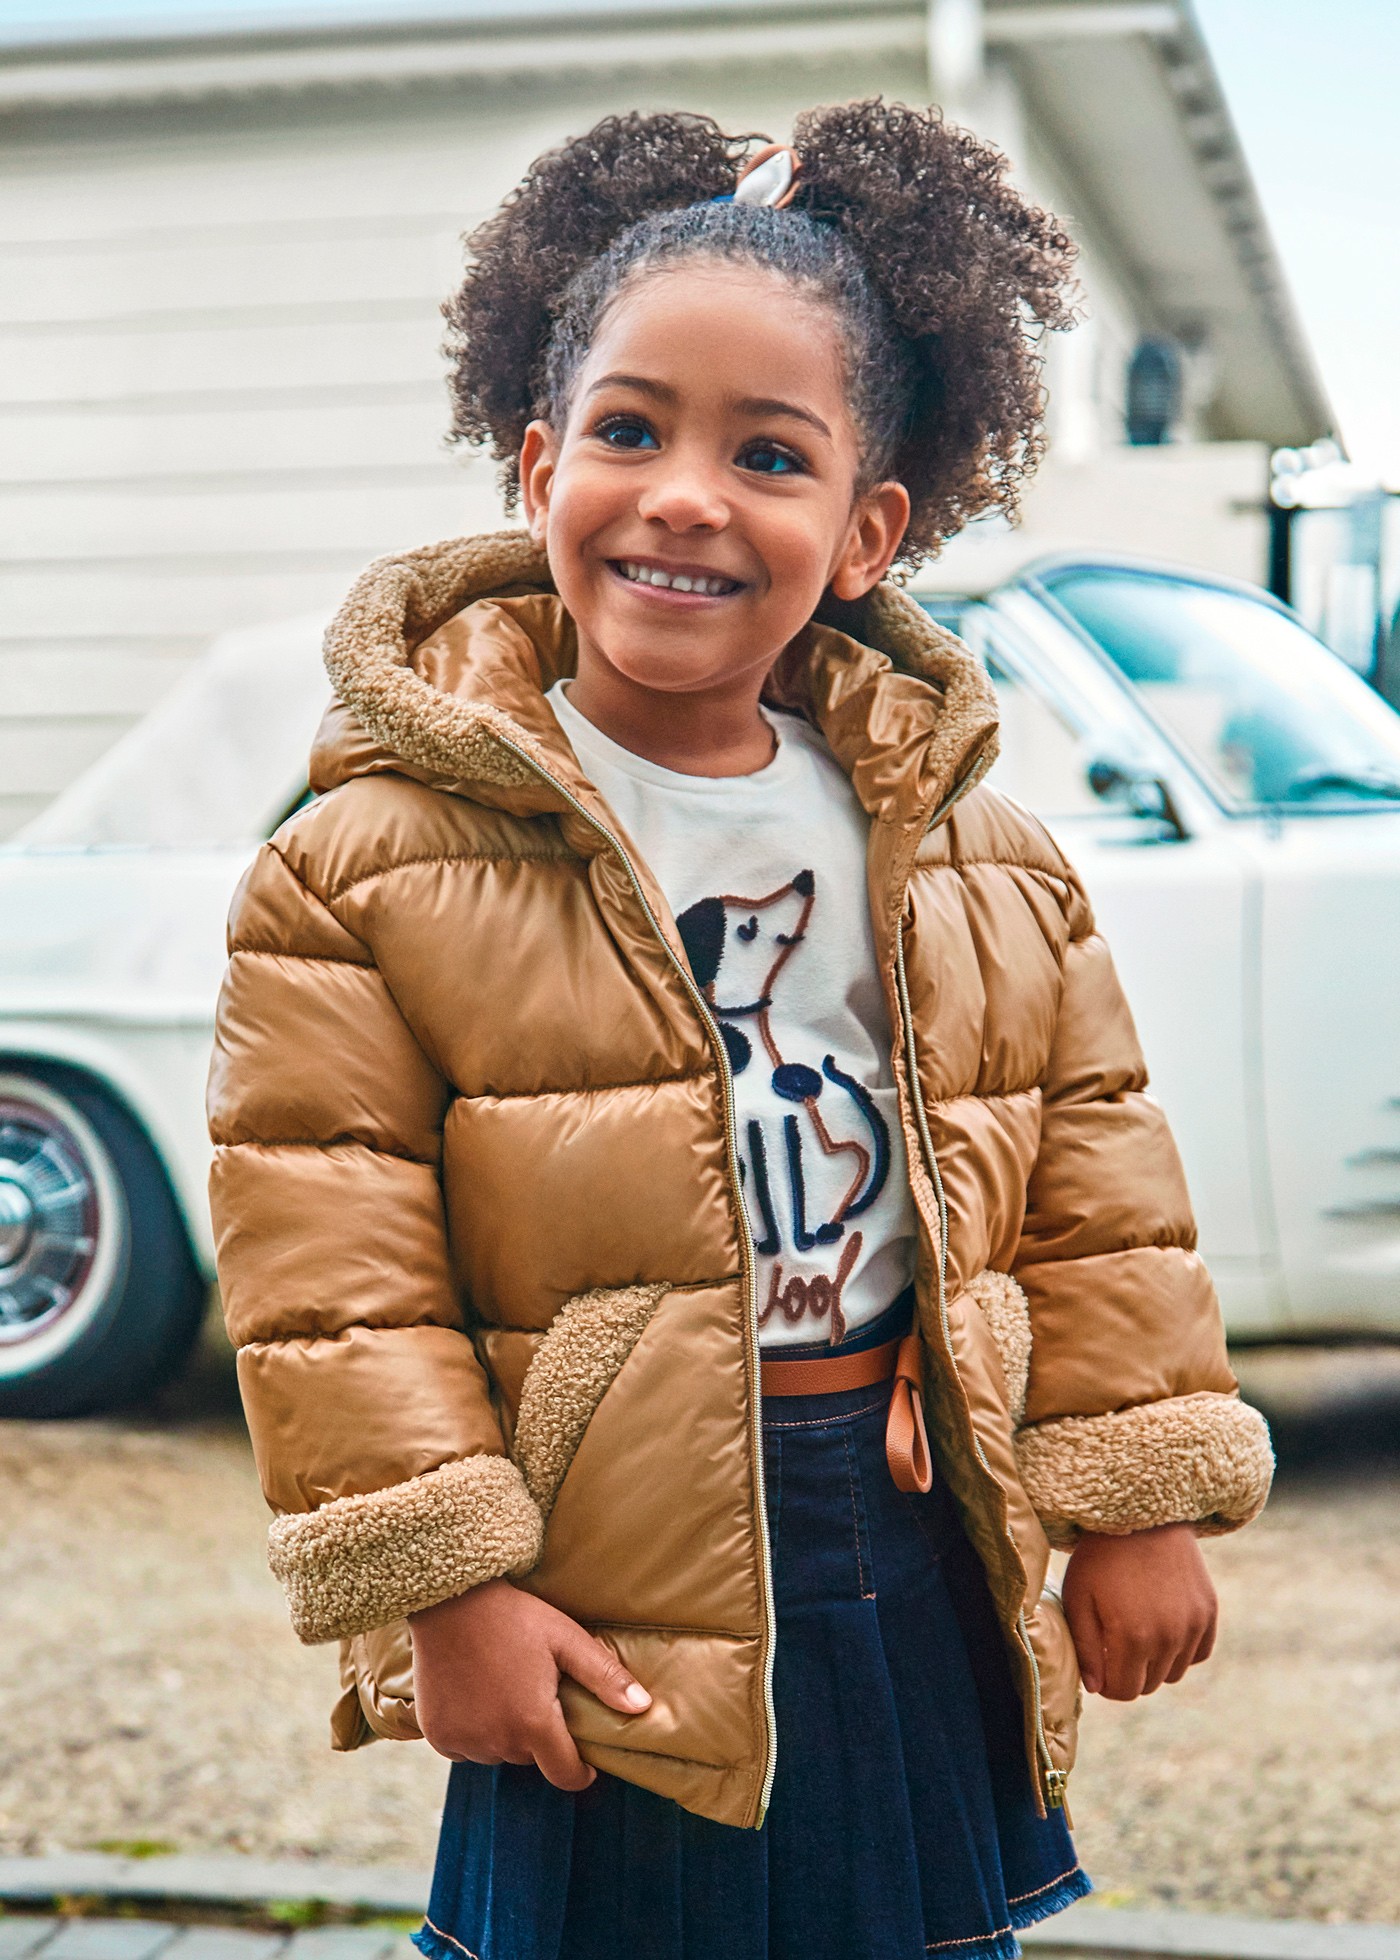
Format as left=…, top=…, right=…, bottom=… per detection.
left=1061, top=1522, right=1218, bottom=1700
left=409, top=1577, right=652, bottom=1789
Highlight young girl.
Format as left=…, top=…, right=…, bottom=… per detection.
left=208, top=101, right=1274, bottom=1960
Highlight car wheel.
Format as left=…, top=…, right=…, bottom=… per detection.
left=0, top=1069, right=207, bottom=1417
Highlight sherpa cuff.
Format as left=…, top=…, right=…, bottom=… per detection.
left=1014, top=1390, right=1274, bottom=1550
left=267, top=1454, right=544, bottom=1644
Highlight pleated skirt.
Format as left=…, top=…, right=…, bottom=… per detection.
left=415, top=1315, right=1089, bottom=1960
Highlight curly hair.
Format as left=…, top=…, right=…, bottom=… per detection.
left=443, top=101, right=1079, bottom=568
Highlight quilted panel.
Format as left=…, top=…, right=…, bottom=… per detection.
left=443, top=1074, right=737, bottom=1325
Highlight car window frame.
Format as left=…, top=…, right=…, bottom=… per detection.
left=1019, top=561, right=1400, bottom=824
left=953, top=590, right=1219, bottom=840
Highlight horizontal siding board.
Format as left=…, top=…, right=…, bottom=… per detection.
left=0, top=564, right=362, bottom=636
left=0, top=206, right=471, bottom=256
left=0, top=317, right=447, bottom=405
left=0, top=114, right=549, bottom=239
left=0, top=401, right=462, bottom=481
left=6, top=300, right=436, bottom=338
left=0, top=480, right=496, bottom=556
left=0, top=228, right=464, bottom=323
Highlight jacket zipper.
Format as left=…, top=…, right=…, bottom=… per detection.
left=893, top=916, right=1063, bottom=1810
left=491, top=734, right=779, bottom=1825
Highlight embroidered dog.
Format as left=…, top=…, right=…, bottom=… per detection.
left=677, top=872, right=892, bottom=1341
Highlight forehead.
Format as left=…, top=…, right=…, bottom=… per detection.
left=579, top=261, right=853, bottom=425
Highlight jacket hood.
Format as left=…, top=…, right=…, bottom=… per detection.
left=312, top=530, right=1000, bottom=835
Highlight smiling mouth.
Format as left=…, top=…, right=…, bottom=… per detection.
left=612, top=559, right=743, bottom=597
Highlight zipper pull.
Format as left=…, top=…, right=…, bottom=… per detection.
left=1043, top=1766, right=1070, bottom=1809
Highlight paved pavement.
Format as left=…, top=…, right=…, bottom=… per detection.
left=0, top=1927, right=413, bottom=1960
left=5, top=1907, right=1400, bottom=1960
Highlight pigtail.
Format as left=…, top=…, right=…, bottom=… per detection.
left=444, top=113, right=750, bottom=502
left=788, top=99, right=1080, bottom=544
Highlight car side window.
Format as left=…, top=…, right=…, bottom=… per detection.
left=1041, top=568, right=1400, bottom=814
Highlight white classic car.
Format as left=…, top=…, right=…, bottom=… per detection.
left=4, top=556, right=1400, bottom=1416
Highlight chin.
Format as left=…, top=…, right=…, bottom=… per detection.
left=606, top=649, right=723, bottom=694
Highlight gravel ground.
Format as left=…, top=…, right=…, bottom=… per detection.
left=2, top=1315, right=1398, bottom=1922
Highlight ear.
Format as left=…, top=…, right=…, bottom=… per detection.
left=519, top=420, right=560, bottom=545
left=828, top=480, right=912, bottom=601
left=675, top=896, right=726, bottom=989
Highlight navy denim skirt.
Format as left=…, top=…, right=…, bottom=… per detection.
left=415, top=1302, right=1089, bottom=1960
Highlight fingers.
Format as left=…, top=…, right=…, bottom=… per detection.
left=1062, top=1583, right=1105, bottom=1696
left=1101, top=1600, right=1219, bottom=1698
left=553, top=1620, right=652, bottom=1716
left=1098, top=1630, right=1152, bottom=1702
left=1162, top=1601, right=1218, bottom=1684
left=530, top=1702, right=597, bottom=1792
left=1063, top=1526, right=1221, bottom=1702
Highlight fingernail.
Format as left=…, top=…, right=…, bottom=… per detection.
left=624, top=1683, right=651, bottom=1711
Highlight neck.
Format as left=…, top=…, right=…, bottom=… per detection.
left=566, top=649, right=779, bottom=778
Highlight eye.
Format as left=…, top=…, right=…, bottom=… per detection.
left=737, top=916, right=759, bottom=942
left=737, top=440, right=804, bottom=477
left=595, top=414, right=659, bottom=451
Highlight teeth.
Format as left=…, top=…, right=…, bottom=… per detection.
left=619, top=561, right=733, bottom=596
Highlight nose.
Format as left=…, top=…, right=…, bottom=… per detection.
left=635, top=447, right=729, bottom=533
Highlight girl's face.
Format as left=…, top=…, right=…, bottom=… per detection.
left=519, top=264, right=909, bottom=706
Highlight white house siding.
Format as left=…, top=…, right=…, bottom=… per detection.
left=0, top=33, right=1267, bottom=838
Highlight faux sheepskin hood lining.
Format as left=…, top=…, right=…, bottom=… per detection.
left=312, top=530, right=1001, bottom=836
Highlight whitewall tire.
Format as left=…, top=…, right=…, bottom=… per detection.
left=0, top=1069, right=206, bottom=1417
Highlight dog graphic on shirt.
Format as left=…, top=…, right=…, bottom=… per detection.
left=676, top=871, right=891, bottom=1343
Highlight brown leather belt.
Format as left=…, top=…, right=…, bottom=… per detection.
left=760, top=1332, right=933, bottom=1495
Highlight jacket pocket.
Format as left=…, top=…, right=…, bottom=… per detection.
left=332, top=1620, right=422, bottom=1749
left=1023, top=1587, right=1081, bottom=1777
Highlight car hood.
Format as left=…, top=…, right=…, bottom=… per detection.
left=0, top=849, right=250, bottom=1024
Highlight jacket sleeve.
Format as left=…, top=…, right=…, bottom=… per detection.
left=1010, top=854, right=1273, bottom=1548
left=207, top=838, right=543, bottom=1643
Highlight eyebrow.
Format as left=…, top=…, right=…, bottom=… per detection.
left=735, top=395, right=834, bottom=442
left=585, top=372, right=835, bottom=443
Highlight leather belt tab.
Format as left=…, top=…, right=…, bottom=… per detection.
left=759, top=1334, right=902, bottom=1399
left=759, top=1330, right=933, bottom=1495
left=885, top=1331, right=933, bottom=1494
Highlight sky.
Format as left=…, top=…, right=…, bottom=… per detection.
left=1, top=0, right=1397, bottom=481
left=1192, top=0, right=1400, bottom=483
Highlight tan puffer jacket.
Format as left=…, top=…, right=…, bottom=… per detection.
left=207, top=531, right=1272, bottom=1832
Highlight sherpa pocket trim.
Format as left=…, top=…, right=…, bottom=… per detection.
left=511, top=1282, right=669, bottom=1520
left=965, top=1268, right=1032, bottom=1425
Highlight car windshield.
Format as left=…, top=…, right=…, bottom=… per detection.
left=1039, top=567, right=1400, bottom=812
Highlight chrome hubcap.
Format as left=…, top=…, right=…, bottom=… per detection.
left=0, top=1095, right=100, bottom=1345
left=0, top=1178, right=35, bottom=1265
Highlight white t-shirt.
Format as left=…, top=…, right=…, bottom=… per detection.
left=547, top=681, right=918, bottom=1349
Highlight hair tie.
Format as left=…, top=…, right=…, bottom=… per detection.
left=718, top=143, right=801, bottom=210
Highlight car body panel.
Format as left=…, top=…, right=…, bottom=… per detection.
left=1254, top=814, right=1400, bottom=1331
left=0, top=851, right=254, bottom=1266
